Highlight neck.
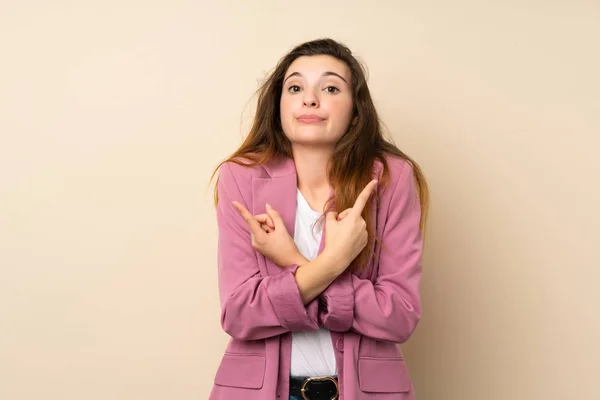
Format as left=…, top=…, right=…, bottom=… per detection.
left=291, top=144, right=333, bottom=200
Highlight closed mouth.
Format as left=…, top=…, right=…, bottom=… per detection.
left=297, top=115, right=325, bottom=124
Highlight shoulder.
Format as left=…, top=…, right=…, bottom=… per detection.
left=374, top=154, right=415, bottom=195
left=384, top=153, right=413, bottom=176
left=217, top=156, right=279, bottom=198
left=374, top=155, right=422, bottom=226
left=219, top=158, right=255, bottom=180
left=218, top=158, right=259, bottom=191
left=219, top=155, right=294, bottom=182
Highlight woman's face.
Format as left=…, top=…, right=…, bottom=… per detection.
left=280, top=55, right=354, bottom=148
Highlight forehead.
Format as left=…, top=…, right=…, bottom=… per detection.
left=285, top=55, right=350, bottom=81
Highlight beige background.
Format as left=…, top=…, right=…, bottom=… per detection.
left=1, top=1, right=599, bottom=399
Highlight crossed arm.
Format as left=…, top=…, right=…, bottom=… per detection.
left=216, top=162, right=423, bottom=343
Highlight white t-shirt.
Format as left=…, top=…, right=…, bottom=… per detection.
left=290, top=189, right=337, bottom=377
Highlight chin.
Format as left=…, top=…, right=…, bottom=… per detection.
left=290, top=139, right=338, bottom=148
left=284, top=128, right=342, bottom=147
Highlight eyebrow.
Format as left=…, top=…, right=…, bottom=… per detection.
left=283, top=71, right=348, bottom=84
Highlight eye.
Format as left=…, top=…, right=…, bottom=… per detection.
left=324, top=86, right=340, bottom=94
left=288, top=85, right=301, bottom=93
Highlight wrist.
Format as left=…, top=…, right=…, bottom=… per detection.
left=319, top=249, right=349, bottom=274
left=293, top=252, right=310, bottom=267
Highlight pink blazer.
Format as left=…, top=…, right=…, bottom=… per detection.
left=209, top=154, right=423, bottom=400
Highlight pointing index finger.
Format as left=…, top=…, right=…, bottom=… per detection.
left=350, top=180, right=378, bottom=216
left=232, top=201, right=267, bottom=238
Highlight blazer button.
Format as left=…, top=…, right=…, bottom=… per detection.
left=336, top=338, right=344, bottom=352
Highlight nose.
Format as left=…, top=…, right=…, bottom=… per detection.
left=302, top=88, right=319, bottom=108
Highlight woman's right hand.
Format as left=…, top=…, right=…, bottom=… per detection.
left=322, top=180, right=378, bottom=271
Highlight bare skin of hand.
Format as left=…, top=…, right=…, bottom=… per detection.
left=234, top=180, right=377, bottom=304
left=232, top=201, right=306, bottom=268
left=254, top=179, right=378, bottom=271
left=322, top=180, right=378, bottom=270
left=253, top=187, right=364, bottom=234
left=255, top=207, right=348, bottom=234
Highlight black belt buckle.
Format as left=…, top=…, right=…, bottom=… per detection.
left=300, top=376, right=339, bottom=400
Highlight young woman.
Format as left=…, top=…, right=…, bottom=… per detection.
left=209, top=38, right=429, bottom=400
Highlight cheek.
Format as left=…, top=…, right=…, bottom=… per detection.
left=280, top=95, right=294, bottom=117
left=279, top=96, right=294, bottom=134
left=330, top=98, right=354, bottom=125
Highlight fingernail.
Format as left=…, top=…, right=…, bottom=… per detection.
left=266, top=203, right=272, bottom=210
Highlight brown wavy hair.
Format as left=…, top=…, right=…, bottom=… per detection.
left=211, top=38, right=429, bottom=272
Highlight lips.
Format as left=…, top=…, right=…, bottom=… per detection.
left=297, top=115, right=325, bottom=124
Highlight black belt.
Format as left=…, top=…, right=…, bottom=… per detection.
left=289, top=375, right=339, bottom=400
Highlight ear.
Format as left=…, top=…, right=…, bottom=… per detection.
left=351, top=115, right=358, bottom=126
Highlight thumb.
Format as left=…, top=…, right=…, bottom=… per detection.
left=326, top=211, right=339, bottom=222
left=337, top=208, right=351, bottom=221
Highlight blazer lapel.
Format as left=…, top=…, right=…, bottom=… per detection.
left=252, top=157, right=298, bottom=276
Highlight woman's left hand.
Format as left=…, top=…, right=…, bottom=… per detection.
left=232, top=201, right=306, bottom=268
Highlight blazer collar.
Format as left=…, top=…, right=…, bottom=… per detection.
left=261, top=155, right=297, bottom=178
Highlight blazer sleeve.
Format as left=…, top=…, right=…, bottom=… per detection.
left=215, top=163, right=319, bottom=341
left=318, top=161, right=423, bottom=343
